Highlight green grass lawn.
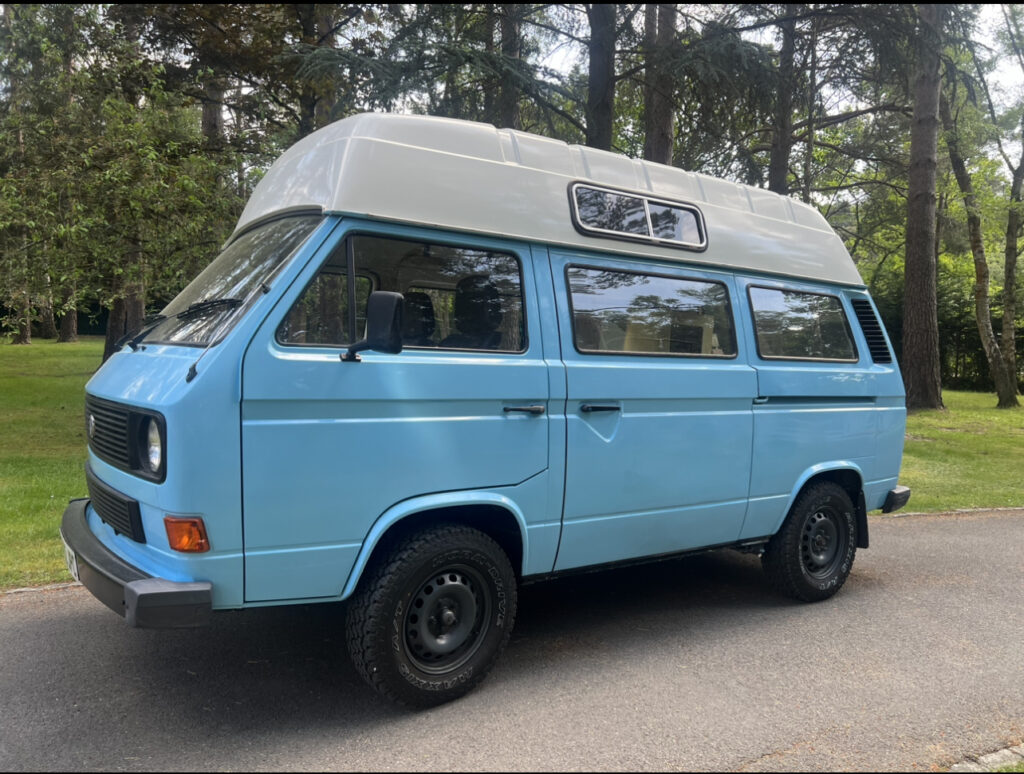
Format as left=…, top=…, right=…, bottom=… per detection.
left=1, top=338, right=1022, bottom=589
left=903, top=391, right=1024, bottom=512
left=0, top=337, right=101, bottom=588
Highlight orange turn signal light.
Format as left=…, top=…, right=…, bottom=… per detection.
left=164, top=516, right=210, bottom=553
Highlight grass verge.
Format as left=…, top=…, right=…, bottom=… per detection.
left=1, top=337, right=101, bottom=588
left=1, top=339, right=1022, bottom=589
left=902, top=392, right=1024, bottom=513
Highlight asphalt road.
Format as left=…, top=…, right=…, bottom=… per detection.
left=2, top=510, right=1023, bottom=772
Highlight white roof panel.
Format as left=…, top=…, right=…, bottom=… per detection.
left=236, top=113, right=864, bottom=287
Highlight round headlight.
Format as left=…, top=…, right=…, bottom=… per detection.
left=146, top=418, right=162, bottom=473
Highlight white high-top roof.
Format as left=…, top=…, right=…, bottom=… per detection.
left=236, top=112, right=864, bottom=287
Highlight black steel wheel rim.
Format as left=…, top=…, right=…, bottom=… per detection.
left=403, top=564, right=491, bottom=675
left=801, top=507, right=845, bottom=578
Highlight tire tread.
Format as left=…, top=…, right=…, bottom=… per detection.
left=345, top=523, right=516, bottom=708
left=762, top=482, right=856, bottom=602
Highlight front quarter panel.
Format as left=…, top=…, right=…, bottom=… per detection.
left=80, top=218, right=338, bottom=609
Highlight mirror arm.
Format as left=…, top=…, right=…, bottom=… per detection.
left=341, top=340, right=367, bottom=362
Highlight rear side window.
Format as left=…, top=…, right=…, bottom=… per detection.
left=567, top=266, right=736, bottom=357
left=748, top=287, right=857, bottom=361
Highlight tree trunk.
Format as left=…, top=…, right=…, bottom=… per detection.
left=802, top=15, right=818, bottom=203
left=586, top=3, right=616, bottom=151
left=292, top=4, right=339, bottom=135
left=103, top=234, right=146, bottom=362
left=642, top=4, right=675, bottom=165
left=103, top=297, right=126, bottom=361
left=768, top=17, right=796, bottom=195
left=5, top=6, right=31, bottom=346
left=314, top=5, right=337, bottom=129
left=58, top=300, right=78, bottom=343
left=294, top=4, right=319, bottom=137
left=902, top=4, right=945, bottom=410
left=10, top=291, right=31, bottom=345
left=39, top=284, right=58, bottom=339
left=201, top=75, right=226, bottom=150
left=497, top=4, right=522, bottom=130
left=102, top=286, right=146, bottom=361
left=125, top=282, right=144, bottom=334
left=483, top=9, right=497, bottom=124
left=1003, top=141, right=1023, bottom=400
left=940, top=95, right=1018, bottom=407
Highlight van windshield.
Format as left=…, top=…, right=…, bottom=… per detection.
left=140, top=215, right=323, bottom=347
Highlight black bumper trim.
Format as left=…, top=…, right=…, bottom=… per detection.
left=882, top=485, right=912, bottom=514
left=60, top=498, right=212, bottom=628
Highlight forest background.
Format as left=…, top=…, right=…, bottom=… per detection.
left=2, top=3, right=1023, bottom=410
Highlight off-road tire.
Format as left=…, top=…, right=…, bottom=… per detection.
left=345, top=523, right=517, bottom=708
left=762, top=481, right=857, bottom=602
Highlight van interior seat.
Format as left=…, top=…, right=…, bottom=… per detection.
left=402, top=291, right=436, bottom=346
left=440, top=276, right=504, bottom=350
left=623, top=319, right=665, bottom=353
left=573, top=313, right=604, bottom=351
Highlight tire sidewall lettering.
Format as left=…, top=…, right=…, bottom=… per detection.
left=385, top=536, right=512, bottom=695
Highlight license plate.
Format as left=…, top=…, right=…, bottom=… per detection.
left=61, top=536, right=80, bottom=583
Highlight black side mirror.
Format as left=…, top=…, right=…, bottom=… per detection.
left=342, top=291, right=404, bottom=361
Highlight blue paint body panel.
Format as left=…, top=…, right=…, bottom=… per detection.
left=240, top=221, right=555, bottom=601
left=78, top=218, right=339, bottom=608
left=547, top=250, right=757, bottom=569
left=74, top=215, right=907, bottom=614
left=733, top=278, right=907, bottom=537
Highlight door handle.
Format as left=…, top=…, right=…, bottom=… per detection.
left=753, top=396, right=770, bottom=405
left=504, top=405, right=546, bottom=415
left=580, top=404, right=621, bottom=413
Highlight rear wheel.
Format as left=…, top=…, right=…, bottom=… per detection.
left=762, top=481, right=857, bottom=602
left=345, top=523, right=517, bottom=708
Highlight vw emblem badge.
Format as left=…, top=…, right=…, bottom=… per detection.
left=87, top=413, right=96, bottom=440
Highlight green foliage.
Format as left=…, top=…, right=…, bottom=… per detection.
left=0, top=4, right=245, bottom=337
left=0, top=3, right=1018, bottom=392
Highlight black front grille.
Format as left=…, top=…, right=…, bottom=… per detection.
left=850, top=298, right=893, bottom=364
left=86, top=464, right=146, bottom=543
left=86, top=396, right=132, bottom=468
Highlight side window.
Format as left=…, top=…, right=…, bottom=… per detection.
left=574, top=187, right=649, bottom=236
left=567, top=266, right=736, bottom=357
left=570, top=183, right=706, bottom=250
left=279, top=234, right=526, bottom=352
left=748, top=286, right=857, bottom=361
left=277, top=267, right=373, bottom=345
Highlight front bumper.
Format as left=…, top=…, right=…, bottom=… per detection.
left=60, top=498, right=212, bottom=628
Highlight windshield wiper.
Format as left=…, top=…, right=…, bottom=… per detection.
left=176, top=297, right=243, bottom=320
left=115, top=314, right=167, bottom=352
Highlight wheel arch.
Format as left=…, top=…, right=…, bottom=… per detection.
left=780, top=464, right=868, bottom=549
left=340, top=492, right=528, bottom=600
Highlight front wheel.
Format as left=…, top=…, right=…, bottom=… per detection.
left=762, top=482, right=857, bottom=602
left=345, top=523, right=517, bottom=708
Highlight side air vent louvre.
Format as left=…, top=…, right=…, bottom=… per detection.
left=850, top=298, right=893, bottom=364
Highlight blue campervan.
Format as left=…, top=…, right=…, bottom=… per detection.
left=60, top=113, right=910, bottom=707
